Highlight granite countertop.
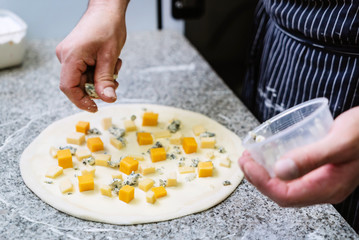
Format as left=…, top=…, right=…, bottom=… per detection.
left=0, top=31, right=357, bottom=240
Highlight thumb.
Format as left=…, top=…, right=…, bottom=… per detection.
left=274, top=134, right=335, bottom=180
left=94, top=53, right=119, bottom=103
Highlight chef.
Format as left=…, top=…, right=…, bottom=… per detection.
left=55, top=0, right=358, bottom=232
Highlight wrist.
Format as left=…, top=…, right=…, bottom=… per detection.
left=88, top=0, right=129, bottom=15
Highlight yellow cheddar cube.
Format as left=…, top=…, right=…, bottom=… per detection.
left=200, top=137, right=216, bottom=149
left=137, top=132, right=153, bottom=145
left=110, top=137, right=125, bottom=150
left=78, top=174, right=94, bottom=192
left=220, top=157, right=231, bottom=168
left=94, top=153, right=111, bottom=166
left=75, top=149, right=91, bottom=161
left=49, top=146, right=58, bottom=158
left=151, top=186, right=167, bottom=198
left=139, top=164, right=156, bottom=175
left=100, top=185, right=112, bottom=197
left=150, top=147, right=167, bottom=162
left=127, top=154, right=145, bottom=161
left=182, top=137, right=197, bottom=154
left=87, top=137, right=104, bottom=152
left=139, top=178, right=155, bottom=192
left=166, top=172, right=177, bottom=187
left=45, top=166, right=63, bottom=179
left=178, top=166, right=195, bottom=174
left=112, top=174, right=123, bottom=180
left=124, top=120, right=137, bottom=132
left=81, top=166, right=96, bottom=177
left=142, top=112, right=158, bottom=126
left=101, top=117, right=112, bottom=130
left=169, top=132, right=182, bottom=145
left=57, top=149, right=73, bottom=169
left=120, top=157, right=139, bottom=175
left=66, top=132, right=85, bottom=145
left=198, top=161, right=213, bottom=177
left=59, top=178, right=73, bottom=194
left=119, top=185, right=134, bottom=203
left=146, top=191, right=156, bottom=204
left=192, top=125, right=205, bottom=136
left=76, top=121, right=90, bottom=134
left=153, top=130, right=171, bottom=139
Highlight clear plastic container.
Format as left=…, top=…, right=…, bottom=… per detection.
left=243, top=98, right=334, bottom=177
left=0, top=9, right=27, bottom=69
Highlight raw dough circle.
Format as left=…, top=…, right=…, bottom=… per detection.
left=20, top=104, right=244, bottom=224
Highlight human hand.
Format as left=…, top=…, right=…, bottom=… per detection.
left=238, top=107, right=359, bottom=207
left=56, top=0, right=129, bottom=112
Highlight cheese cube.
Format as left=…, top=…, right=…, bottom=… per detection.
left=78, top=174, right=94, bottom=192
left=119, top=185, right=134, bottom=203
left=100, top=185, right=112, bottom=197
left=166, top=172, right=177, bottom=187
left=178, top=166, right=195, bottom=174
left=137, top=132, right=153, bottom=145
left=150, top=147, right=167, bottom=162
left=151, top=186, right=167, bottom=198
left=139, top=178, right=155, bottom=192
left=169, top=132, right=182, bottom=145
left=146, top=191, right=156, bottom=204
left=112, top=174, right=123, bottom=180
left=192, top=125, right=205, bottom=136
left=76, top=121, right=90, bottom=134
left=49, top=146, right=58, bottom=158
left=142, top=112, right=158, bottom=126
left=182, top=137, right=197, bottom=154
left=220, top=157, right=231, bottom=168
left=94, top=153, right=111, bottom=166
left=87, top=137, right=104, bottom=152
left=120, top=157, right=139, bottom=175
left=59, top=178, right=73, bottom=194
left=66, top=132, right=85, bottom=145
left=75, top=149, right=91, bottom=161
left=153, top=130, right=171, bottom=139
left=206, top=150, right=215, bottom=159
left=81, top=166, right=96, bottom=177
left=198, top=161, right=213, bottom=177
left=57, top=149, right=73, bottom=169
left=124, top=120, right=137, bottom=132
left=110, top=137, right=125, bottom=150
left=45, top=166, right=63, bottom=179
left=127, top=154, right=145, bottom=161
left=200, top=137, right=216, bottom=149
left=101, top=117, right=112, bottom=130
left=139, top=164, right=156, bottom=175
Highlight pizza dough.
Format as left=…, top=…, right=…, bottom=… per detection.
left=20, top=104, right=244, bottom=224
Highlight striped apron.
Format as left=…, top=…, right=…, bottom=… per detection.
left=242, top=0, right=359, bottom=233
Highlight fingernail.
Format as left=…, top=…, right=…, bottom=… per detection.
left=103, top=87, right=116, bottom=99
left=113, top=74, right=118, bottom=79
left=274, top=158, right=299, bottom=180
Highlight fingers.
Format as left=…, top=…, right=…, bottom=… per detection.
left=273, top=136, right=332, bottom=180
left=94, top=51, right=119, bottom=103
left=238, top=152, right=359, bottom=207
left=59, top=59, right=98, bottom=112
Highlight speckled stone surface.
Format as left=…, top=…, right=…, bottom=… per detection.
left=0, top=31, right=357, bottom=240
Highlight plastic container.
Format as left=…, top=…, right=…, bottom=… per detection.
left=243, top=98, right=334, bottom=177
left=0, top=9, right=27, bottom=69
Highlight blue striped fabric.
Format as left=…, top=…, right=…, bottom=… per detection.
left=242, top=0, right=359, bottom=233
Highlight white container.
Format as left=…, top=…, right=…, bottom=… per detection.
left=243, top=98, right=334, bottom=177
left=0, top=9, right=27, bottom=69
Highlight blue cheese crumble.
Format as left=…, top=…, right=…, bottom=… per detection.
left=167, top=119, right=181, bottom=133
